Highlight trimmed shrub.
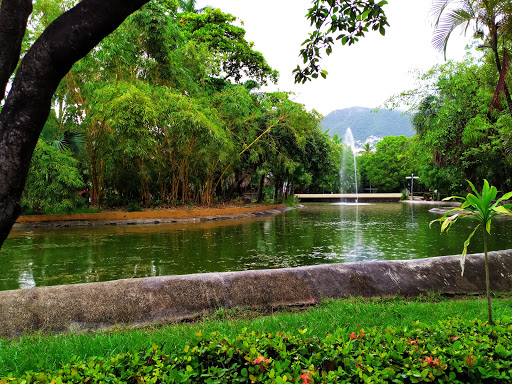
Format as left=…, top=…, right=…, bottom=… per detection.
left=3, top=316, right=512, bottom=383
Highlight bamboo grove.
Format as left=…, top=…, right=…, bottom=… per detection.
left=22, top=0, right=343, bottom=213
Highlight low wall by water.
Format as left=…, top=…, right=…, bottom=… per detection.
left=296, top=193, right=401, bottom=202
left=1, top=250, right=512, bottom=337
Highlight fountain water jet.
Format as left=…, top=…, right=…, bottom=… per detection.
left=346, top=128, right=358, bottom=199
left=334, top=128, right=369, bottom=206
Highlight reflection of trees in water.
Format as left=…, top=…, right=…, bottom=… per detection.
left=3, top=204, right=512, bottom=291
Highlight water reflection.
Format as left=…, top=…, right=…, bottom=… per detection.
left=18, top=268, right=35, bottom=289
left=2, top=203, right=512, bottom=291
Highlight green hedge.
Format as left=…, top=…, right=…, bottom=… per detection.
left=2, top=316, right=511, bottom=383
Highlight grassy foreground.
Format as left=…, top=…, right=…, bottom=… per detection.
left=1, top=295, right=511, bottom=381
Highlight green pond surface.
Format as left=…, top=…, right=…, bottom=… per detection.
left=2, top=202, right=512, bottom=291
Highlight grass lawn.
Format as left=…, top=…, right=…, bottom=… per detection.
left=1, top=294, right=511, bottom=379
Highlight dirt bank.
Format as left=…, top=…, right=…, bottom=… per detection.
left=14, top=204, right=288, bottom=228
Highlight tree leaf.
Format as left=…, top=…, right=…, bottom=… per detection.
left=461, top=225, right=480, bottom=276
left=494, top=191, right=512, bottom=206
left=467, top=179, right=481, bottom=199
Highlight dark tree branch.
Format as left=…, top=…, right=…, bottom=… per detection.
left=0, top=0, right=150, bottom=248
left=0, top=0, right=33, bottom=101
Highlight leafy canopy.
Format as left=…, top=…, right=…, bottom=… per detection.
left=179, top=8, right=278, bottom=85
left=294, top=0, right=389, bottom=83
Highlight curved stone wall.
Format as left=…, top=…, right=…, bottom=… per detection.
left=1, top=250, right=512, bottom=337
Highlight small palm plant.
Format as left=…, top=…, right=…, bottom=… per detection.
left=430, top=180, right=512, bottom=325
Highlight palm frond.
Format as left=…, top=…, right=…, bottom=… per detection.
left=499, top=1, right=512, bottom=41
left=501, top=132, right=512, bottom=165
left=431, top=0, right=451, bottom=26
left=63, top=131, right=85, bottom=156
left=431, top=0, right=477, bottom=58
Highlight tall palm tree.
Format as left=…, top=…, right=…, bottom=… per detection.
left=361, top=142, right=373, bottom=155
left=432, top=0, right=512, bottom=115
left=177, top=0, right=207, bottom=13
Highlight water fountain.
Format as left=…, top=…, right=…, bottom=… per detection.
left=334, top=128, right=369, bottom=206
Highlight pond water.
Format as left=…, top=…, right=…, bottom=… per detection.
left=2, top=203, right=512, bottom=291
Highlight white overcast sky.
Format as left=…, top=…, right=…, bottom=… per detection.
left=197, top=0, right=474, bottom=116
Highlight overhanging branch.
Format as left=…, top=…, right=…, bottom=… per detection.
left=0, top=0, right=33, bottom=101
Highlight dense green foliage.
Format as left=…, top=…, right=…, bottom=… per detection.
left=21, top=140, right=85, bottom=214
left=358, top=136, right=415, bottom=193
left=21, top=1, right=345, bottom=212
left=21, top=0, right=512, bottom=202
left=374, top=51, right=512, bottom=195
left=432, top=0, right=512, bottom=117
left=408, top=57, right=512, bottom=196
left=3, top=314, right=512, bottom=383
left=366, top=0, right=512, bottom=196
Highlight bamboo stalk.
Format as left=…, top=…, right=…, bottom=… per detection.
left=214, top=116, right=285, bottom=191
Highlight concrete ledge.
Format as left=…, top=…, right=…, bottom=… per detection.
left=296, top=194, right=401, bottom=202
left=1, top=250, right=512, bottom=337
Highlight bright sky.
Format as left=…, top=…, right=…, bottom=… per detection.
left=197, top=0, right=474, bottom=116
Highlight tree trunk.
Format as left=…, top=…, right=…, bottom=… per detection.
left=0, top=0, right=32, bottom=101
left=227, top=167, right=256, bottom=199
left=483, top=232, right=493, bottom=325
left=274, top=178, right=281, bottom=202
left=490, top=33, right=512, bottom=117
left=0, top=0, right=150, bottom=249
left=502, top=84, right=512, bottom=118
left=256, top=173, right=265, bottom=203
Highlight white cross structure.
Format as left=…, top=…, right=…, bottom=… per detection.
left=406, top=173, right=419, bottom=200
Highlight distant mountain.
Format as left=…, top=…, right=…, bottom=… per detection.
left=322, top=107, right=415, bottom=145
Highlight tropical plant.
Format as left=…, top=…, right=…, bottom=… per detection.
left=430, top=179, right=512, bottom=324
left=396, top=57, right=512, bottom=195
left=432, top=0, right=512, bottom=115
left=177, top=0, right=207, bottom=13
left=361, top=142, right=373, bottom=155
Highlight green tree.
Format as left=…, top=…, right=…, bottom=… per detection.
left=300, top=130, right=343, bottom=194
left=432, top=0, right=512, bottom=115
left=87, top=80, right=227, bottom=206
left=0, top=0, right=390, bottom=249
left=179, top=8, right=278, bottom=86
left=358, top=136, right=414, bottom=192
left=361, top=142, right=373, bottom=155
left=177, top=0, right=206, bottom=13
left=431, top=179, right=512, bottom=324
left=407, top=59, right=512, bottom=195
left=22, top=140, right=85, bottom=214
left=35, top=3, right=283, bottom=208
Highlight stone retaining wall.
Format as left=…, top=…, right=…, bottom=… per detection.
left=1, top=250, right=512, bottom=337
